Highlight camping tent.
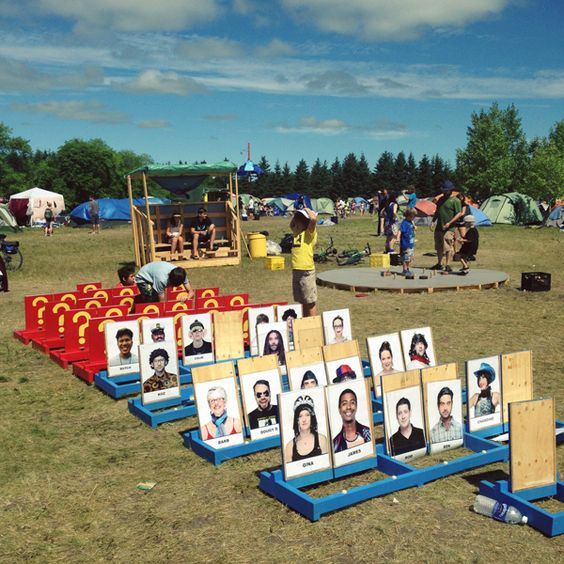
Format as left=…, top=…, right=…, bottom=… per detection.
left=70, top=197, right=170, bottom=223
left=480, top=192, right=542, bottom=225
left=545, top=205, right=564, bottom=228
left=466, top=205, right=492, bottom=226
left=9, top=187, right=65, bottom=226
left=311, top=198, right=336, bottom=215
left=0, top=203, right=19, bottom=232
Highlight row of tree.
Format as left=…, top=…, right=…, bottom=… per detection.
left=0, top=103, right=562, bottom=209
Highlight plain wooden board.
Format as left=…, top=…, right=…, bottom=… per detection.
left=509, top=398, right=556, bottom=492
left=292, top=316, right=324, bottom=351
left=501, top=350, right=533, bottom=423
left=213, top=310, right=244, bottom=361
left=322, top=340, right=360, bottom=362
left=421, top=363, right=458, bottom=435
left=285, top=347, right=324, bottom=374
left=381, top=369, right=422, bottom=395
left=191, top=360, right=236, bottom=385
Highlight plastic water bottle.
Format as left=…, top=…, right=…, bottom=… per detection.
left=473, top=495, right=528, bottom=524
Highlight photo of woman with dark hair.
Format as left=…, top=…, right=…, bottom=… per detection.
left=284, top=395, right=328, bottom=462
left=375, top=341, right=398, bottom=377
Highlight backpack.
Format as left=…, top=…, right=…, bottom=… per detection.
left=44, top=208, right=54, bottom=220
left=280, top=233, right=294, bottom=254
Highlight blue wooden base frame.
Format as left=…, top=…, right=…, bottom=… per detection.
left=259, top=433, right=508, bottom=521
left=479, top=479, right=564, bottom=537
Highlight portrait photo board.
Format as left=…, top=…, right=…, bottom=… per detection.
left=140, top=316, right=175, bottom=345
left=322, top=308, right=352, bottom=346
left=105, top=319, right=141, bottom=377
left=248, top=305, right=276, bottom=356
left=139, top=341, right=180, bottom=405
left=466, top=354, right=502, bottom=432
left=276, top=303, right=303, bottom=350
left=382, top=370, right=427, bottom=462
left=181, top=312, right=214, bottom=367
left=286, top=348, right=328, bottom=391
left=367, top=332, right=405, bottom=397
left=279, top=386, right=332, bottom=480
left=192, top=361, right=245, bottom=450
left=326, top=377, right=375, bottom=468
left=400, top=326, right=437, bottom=370
left=422, top=364, right=463, bottom=454
left=257, top=321, right=289, bottom=371
left=238, top=355, right=282, bottom=441
left=325, top=354, right=364, bottom=386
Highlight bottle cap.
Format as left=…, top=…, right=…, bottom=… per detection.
left=522, top=516, right=528, bottom=524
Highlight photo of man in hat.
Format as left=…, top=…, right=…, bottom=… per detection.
left=469, top=362, right=500, bottom=417
left=332, top=364, right=357, bottom=384
left=150, top=323, right=166, bottom=343
left=184, top=319, right=213, bottom=357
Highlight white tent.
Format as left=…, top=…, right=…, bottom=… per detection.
left=9, top=187, right=65, bottom=226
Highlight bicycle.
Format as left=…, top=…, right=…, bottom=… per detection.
left=313, top=237, right=338, bottom=263
left=0, top=234, right=23, bottom=271
left=336, top=242, right=371, bottom=266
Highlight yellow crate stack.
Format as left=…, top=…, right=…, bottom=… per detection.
left=264, top=256, right=285, bottom=270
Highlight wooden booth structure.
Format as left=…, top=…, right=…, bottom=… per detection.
left=126, top=162, right=241, bottom=269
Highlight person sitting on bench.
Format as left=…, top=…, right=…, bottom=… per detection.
left=189, top=207, right=216, bottom=259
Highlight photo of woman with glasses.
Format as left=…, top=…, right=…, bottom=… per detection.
left=201, top=385, right=242, bottom=440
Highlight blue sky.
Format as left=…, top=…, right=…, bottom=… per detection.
left=1, top=0, right=563, bottom=170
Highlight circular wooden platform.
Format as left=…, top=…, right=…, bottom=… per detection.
left=317, top=267, right=509, bottom=293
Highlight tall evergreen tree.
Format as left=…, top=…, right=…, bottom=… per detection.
left=392, top=151, right=408, bottom=193
left=373, top=151, right=395, bottom=191
left=309, top=158, right=331, bottom=198
left=330, top=157, right=343, bottom=199
left=416, top=155, right=434, bottom=197
left=293, top=159, right=310, bottom=194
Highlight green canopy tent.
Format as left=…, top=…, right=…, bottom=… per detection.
left=310, top=197, right=336, bottom=215
left=480, top=192, right=543, bottom=225
left=0, top=203, right=19, bottom=233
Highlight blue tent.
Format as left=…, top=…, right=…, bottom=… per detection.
left=467, top=205, right=492, bottom=226
left=70, top=197, right=170, bottom=223
left=237, top=160, right=263, bottom=178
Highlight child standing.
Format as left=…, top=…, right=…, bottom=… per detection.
left=44, top=203, right=54, bottom=236
left=399, top=208, right=416, bottom=277
left=458, top=215, right=479, bottom=275
left=290, top=208, right=318, bottom=317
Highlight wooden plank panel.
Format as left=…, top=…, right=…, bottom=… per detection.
left=285, top=347, right=323, bottom=374
left=322, top=340, right=360, bottom=362
left=501, top=350, right=533, bottom=423
left=292, top=316, right=324, bottom=351
left=510, top=398, right=556, bottom=492
left=237, top=354, right=278, bottom=377
left=213, top=310, right=244, bottom=360
left=381, top=369, right=421, bottom=395
left=191, top=360, right=236, bottom=385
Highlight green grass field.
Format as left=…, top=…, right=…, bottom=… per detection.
left=1, top=216, right=562, bottom=562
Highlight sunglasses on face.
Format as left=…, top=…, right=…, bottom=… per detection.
left=256, top=391, right=270, bottom=398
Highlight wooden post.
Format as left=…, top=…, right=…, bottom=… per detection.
left=127, top=175, right=141, bottom=266
left=142, top=172, right=156, bottom=263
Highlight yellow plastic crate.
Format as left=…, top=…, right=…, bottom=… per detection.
left=370, top=253, right=390, bottom=268
left=264, top=256, right=285, bottom=270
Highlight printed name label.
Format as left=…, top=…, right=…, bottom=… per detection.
left=259, top=426, right=277, bottom=436
left=302, top=461, right=314, bottom=468
left=347, top=448, right=361, bottom=457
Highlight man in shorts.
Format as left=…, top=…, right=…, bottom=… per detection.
left=189, top=207, right=216, bottom=259
left=89, top=196, right=100, bottom=234
left=431, top=180, right=462, bottom=273
left=290, top=208, right=318, bottom=317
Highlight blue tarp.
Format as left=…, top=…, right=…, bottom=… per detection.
left=467, top=205, right=492, bottom=226
left=70, top=197, right=171, bottom=223
left=281, top=193, right=312, bottom=209
left=237, top=160, right=263, bottom=178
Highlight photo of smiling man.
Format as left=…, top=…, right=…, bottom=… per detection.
left=326, top=378, right=374, bottom=468
left=105, top=321, right=140, bottom=377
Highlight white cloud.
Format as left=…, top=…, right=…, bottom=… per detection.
left=275, top=115, right=409, bottom=139
left=34, top=0, right=222, bottom=33
left=137, top=119, right=171, bottom=128
left=255, top=39, right=296, bottom=58
left=204, top=114, right=237, bottom=122
left=281, top=0, right=510, bottom=41
left=11, top=100, right=129, bottom=123
left=176, top=37, right=245, bottom=60
left=113, top=69, right=208, bottom=95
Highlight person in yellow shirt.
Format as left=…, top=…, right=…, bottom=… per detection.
left=290, top=208, right=318, bottom=317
